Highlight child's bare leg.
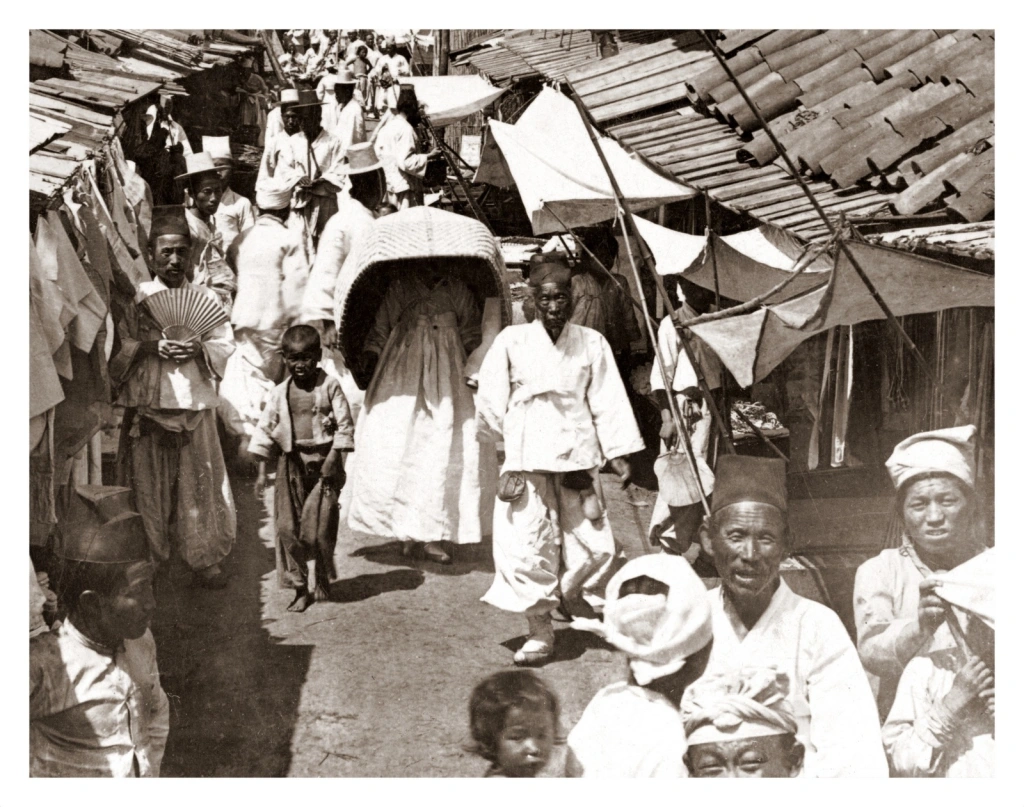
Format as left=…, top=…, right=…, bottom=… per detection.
left=287, top=588, right=313, bottom=612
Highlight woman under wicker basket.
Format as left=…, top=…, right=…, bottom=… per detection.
left=345, top=263, right=496, bottom=563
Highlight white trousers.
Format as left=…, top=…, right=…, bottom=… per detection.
left=482, top=471, right=617, bottom=617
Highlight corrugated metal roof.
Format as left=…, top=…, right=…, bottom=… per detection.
left=607, top=107, right=893, bottom=242
left=452, top=29, right=689, bottom=86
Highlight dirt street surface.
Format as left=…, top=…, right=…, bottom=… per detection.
left=151, top=468, right=659, bottom=777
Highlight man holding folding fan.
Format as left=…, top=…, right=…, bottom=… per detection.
left=110, top=205, right=237, bottom=590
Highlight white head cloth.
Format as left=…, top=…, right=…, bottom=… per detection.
left=681, top=667, right=798, bottom=746
left=255, top=177, right=297, bottom=211
left=571, top=554, right=712, bottom=685
left=886, top=424, right=976, bottom=491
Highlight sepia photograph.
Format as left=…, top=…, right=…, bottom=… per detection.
left=25, top=25, right=999, bottom=785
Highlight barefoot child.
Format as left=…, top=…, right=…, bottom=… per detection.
left=468, top=670, right=559, bottom=778
left=249, top=325, right=355, bottom=612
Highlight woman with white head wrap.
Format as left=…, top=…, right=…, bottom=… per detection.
left=565, top=555, right=713, bottom=777
left=854, top=425, right=989, bottom=719
left=681, top=667, right=804, bottom=778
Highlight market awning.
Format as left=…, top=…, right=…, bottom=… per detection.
left=689, top=240, right=995, bottom=387
left=481, top=86, right=695, bottom=234
left=631, top=217, right=833, bottom=303
left=406, top=75, right=505, bottom=128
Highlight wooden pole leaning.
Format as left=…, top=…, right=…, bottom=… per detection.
left=696, top=30, right=937, bottom=388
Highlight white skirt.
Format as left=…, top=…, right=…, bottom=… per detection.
left=347, top=311, right=496, bottom=544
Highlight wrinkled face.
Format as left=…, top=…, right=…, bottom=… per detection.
left=533, top=281, right=572, bottom=337
left=93, top=562, right=157, bottom=643
left=282, top=342, right=321, bottom=382
left=495, top=706, right=555, bottom=778
left=282, top=106, right=302, bottom=135
left=902, top=475, right=973, bottom=558
left=685, top=735, right=803, bottom=778
left=192, top=173, right=223, bottom=217
left=151, top=234, right=191, bottom=288
left=702, top=502, right=789, bottom=604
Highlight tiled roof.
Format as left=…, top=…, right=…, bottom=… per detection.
left=452, top=29, right=690, bottom=86
left=684, top=29, right=994, bottom=222
left=606, top=107, right=892, bottom=242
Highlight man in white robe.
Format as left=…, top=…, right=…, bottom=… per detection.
left=693, top=454, right=889, bottom=777
left=476, top=254, right=644, bottom=665
left=179, top=152, right=235, bottom=313
left=203, top=136, right=255, bottom=244
left=259, top=89, right=301, bottom=186
left=372, top=85, right=438, bottom=209
left=325, top=69, right=366, bottom=154
left=219, top=184, right=309, bottom=444
left=111, top=206, right=236, bottom=589
left=277, top=90, right=348, bottom=264
left=649, top=300, right=722, bottom=560
left=370, top=37, right=410, bottom=114
left=299, top=143, right=385, bottom=418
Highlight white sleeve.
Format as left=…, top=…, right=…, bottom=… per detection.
left=474, top=330, right=512, bottom=444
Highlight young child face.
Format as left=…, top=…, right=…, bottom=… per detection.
left=495, top=705, right=555, bottom=777
left=282, top=342, right=322, bottom=383
left=94, top=561, right=157, bottom=643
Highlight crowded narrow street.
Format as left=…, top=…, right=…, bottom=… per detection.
left=152, top=470, right=653, bottom=777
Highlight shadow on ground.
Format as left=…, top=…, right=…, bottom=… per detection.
left=350, top=537, right=495, bottom=577
left=328, top=569, right=425, bottom=603
left=151, top=478, right=314, bottom=777
left=501, top=626, right=611, bottom=666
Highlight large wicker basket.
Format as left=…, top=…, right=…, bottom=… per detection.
left=335, top=207, right=513, bottom=389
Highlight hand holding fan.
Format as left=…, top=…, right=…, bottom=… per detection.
left=141, top=287, right=229, bottom=343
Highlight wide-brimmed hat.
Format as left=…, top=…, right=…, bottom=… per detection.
left=335, top=67, right=357, bottom=85
left=342, top=142, right=383, bottom=175
left=290, top=88, right=325, bottom=109
left=175, top=151, right=220, bottom=181
left=57, top=486, right=151, bottom=564
left=202, top=135, right=233, bottom=165
left=279, top=87, right=300, bottom=106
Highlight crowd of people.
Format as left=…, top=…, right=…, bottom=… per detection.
left=28, top=35, right=994, bottom=779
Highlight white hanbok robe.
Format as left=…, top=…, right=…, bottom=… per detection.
left=31, top=621, right=169, bottom=777
left=112, top=278, right=236, bottom=571
left=882, top=647, right=994, bottom=777
left=220, top=214, right=309, bottom=439
left=648, top=308, right=722, bottom=540
left=213, top=187, right=256, bottom=245
left=565, top=682, right=687, bottom=778
left=265, top=106, right=284, bottom=146
left=698, top=581, right=889, bottom=778
left=346, top=276, right=495, bottom=545
left=371, top=53, right=410, bottom=110
left=185, top=207, right=236, bottom=314
left=279, top=129, right=348, bottom=263
left=373, top=113, right=428, bottom=208
left=854, top=545, right=964, bottom=719
left=476, top=321, right=645, bottom=614
left=330, top=99, right=367, bottom=154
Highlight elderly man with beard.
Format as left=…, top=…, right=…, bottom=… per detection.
left=693, top=455, right=888, bottom=777
left=475, top=253, right=644, bottom=666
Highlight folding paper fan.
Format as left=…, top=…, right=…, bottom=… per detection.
left=142, top=287, right=228, bottom=342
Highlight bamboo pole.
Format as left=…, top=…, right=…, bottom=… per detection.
left=563, top=78, right=735, bottom=452
left=697, top=29, right=937, bottom=388
left=705, top=191, right=733, bottom=450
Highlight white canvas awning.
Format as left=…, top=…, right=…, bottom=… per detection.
left=482, top=87, right=695, bottom=234
left=689, top=240, right=995, bottom=387
left=631, top=217, right=833, bottom=302
left=406, top=75, right=505, bottom=128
